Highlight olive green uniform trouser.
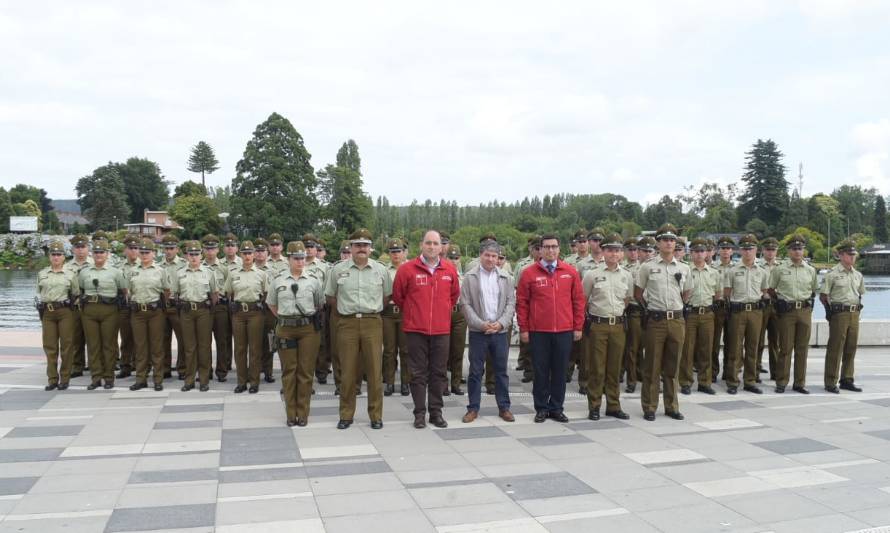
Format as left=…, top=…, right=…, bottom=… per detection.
left=315, top=306, right=332, bottom=382
left=679, top=309, right=715, bottom=388
left=711, top=304, right=729, bottom=380
left=118, top=307, right=134, bottom=372
left=81, top=303, right=119, bottom=385
left=212, top=303, right=232, bottom=380
left=757, top=301, right=780, bottom=377
left=180, top=305, right=213, bottom=387
left=232, top=308, right=264, bottom=388
left=586, top=321, right=625, bottom=412
left=641, top=317, right=685, bottom=415
left=382, top=309, right=409, bottom=386
left=623, top=309, right=644, bottom=384
left=277, top=324, right=319, bottom=422
left=726, top=308, right=763, bottom=388
left=162, top=304, right=185, bottom=376
left=566, top=337, right=587, bottom=384
left=776, top=307, right=811, bottom=388
left=131, top=307, right=166, bottom=386
left=42, top=306, right=75, bottom=385
left=448, top=310, right=467, bottom=389
left=70, top=308, right=87, bottom=373
left=337, top=315, right=383, bottom=421
left=518, top=338, right=533, bottom=381
left=825, top=310, right=860, bottom=388
left=261, top=308, right=276, bottom=379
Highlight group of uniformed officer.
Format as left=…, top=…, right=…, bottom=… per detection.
left=37, top=222, right=866, bottom=426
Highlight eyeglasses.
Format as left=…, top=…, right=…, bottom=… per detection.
left=93, top=251, right=107, bottom=254
left=241, top=251, right=254, bottom=255
left=139, top=250, right=153, bottom=254
left=50, top=252, right=64, bottom=256
left=128, top=246, right=139, bottom=250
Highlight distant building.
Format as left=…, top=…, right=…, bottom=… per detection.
left=860, top=244, right=890, bottom=274
left=50, top=199, right=89, bottom=233
left=124, top=210, right=183, bottom=240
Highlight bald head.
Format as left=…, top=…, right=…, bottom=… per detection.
left=420, top=230, right=442, bottom=262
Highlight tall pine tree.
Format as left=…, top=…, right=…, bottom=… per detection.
left=187, top=141, right=220, bottom=189
left=318, top=139, right=372, bottom=233
left=875, top=196, right=888, bottom=243
left=738, top=139, right=789, bottom=231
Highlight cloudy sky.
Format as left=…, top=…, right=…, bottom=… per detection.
left=1, top=1, right=889, bottom=206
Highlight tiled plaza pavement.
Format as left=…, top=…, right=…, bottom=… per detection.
left=0, top=331, right=890, bottom=532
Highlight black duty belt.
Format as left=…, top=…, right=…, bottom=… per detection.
left=647, top=309, right=684, bottom=321
left=830, top=303, right=861, bottom=313
left=180, top=300, right=211, bottom=311
left=688, top=305, right=714, bottom=315
left=131, top=300, right=162, bottom=312
left=278, top=316, right=314, bottom=327
left=589, top=315, right=625, bottom=325
left=340, top=312, right=379, bottom=319
left=777, top=300, right=812, bottom=312
left=626, top=304, right=643, bottom=316
left=713, top=300, right=727, bottom=309
left=730, top=301, right=764, bottom=312
left=233, top=301, right=264, bottom=313
left=84, top=295, right=117, bottom=305
left=217, top=296, right=229, bottom=305
left=39, top=300, right=71, bottom=312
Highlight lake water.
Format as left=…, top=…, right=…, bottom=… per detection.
left=4, top=269, right=890, bottom=329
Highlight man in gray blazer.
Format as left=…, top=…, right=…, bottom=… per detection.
left=460, top=242, right=516, bottom=422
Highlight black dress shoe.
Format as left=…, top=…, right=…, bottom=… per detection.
left=485, top=386, right=495, bottom=395
left=400, top=384, right=410, bottom=396
left=775, top=385, right=785, bottom=393
left=514, top=365, right=524, bottom=371
left=103, top=382, right=114, bottom=390
left=460, top=378, right=466, bottom=384
left=70, top=371, right=84, bottom=378
left=534, top=411, right=547, bottom=423
left=521, top=376, right=533, bottom=383
left=153, top=383, right=163, bottom=391
left=178, top=373, right=185, bottom=380
left=743, top=384, right=763, bottom=394
left=625, top=383, right=636, bottom=393
left=384, top=384, right=394, bottom=396
left=578, top=386, right=588, bottom=395
left=666, top=411, right=685, bottom=420
left=334, top=385, right=341, bottom=396
left=565, top=375, right=572, bottom=383
left=355, top=386, right=362, bottom=396
left=316, top=375, right=327, bottom=384
left=44, top=383, right=58, bottom=391
left=755, top=378, right=763, bottom=384
left=839, top=380, right=862, bottom=392
left=264, top=375, right=276, bottom=383
left=643, top=411, right=656, bottom=421
left=217, top=375, right=227, bottom=383
left=588, top=409, right=600, bottom=421
left=370, top=420, right=383, bottom=429
left=727, top=386, right=738, bottom=395
left=58, top=383, right=69, bottom=391
left=129, top=382, right=146, bottom=391
left=442, top=387, right=451, bottom=397
left=234, top=384, right=247, bottom=393
left=296, top=418, right=307, bottom=427
left=287, top=419, right=297, bottom=427
left=793, top=386, right=810, bottom=394
left=429, top=416, right=448, bottom=428
left=451, top=386, right=465, bottom=396
left=115, top=370, right=130, bottom=379
left=199, top=384, right=210, bottom=392
left=249, top=386, right=259, bottom=394
left=181, top=384, right=195, bottom=392
left=759, top=366, right=767, bottom=374
left=414, top=416, right=426, bottom=429
left=337, top=419, right=353, bottom=429
left=697, top=385, right=716, bottom=395
left=549, top=411, right=569, bottom=423
left=680, top=385, right=691, bottom=395
left=825, top=385, right=840, bottom=394
left=606, top=410, right=630, bottom=420
left=163, top=371, right=173, bottom=379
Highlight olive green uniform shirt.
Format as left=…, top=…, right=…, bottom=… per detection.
left=129, top=263, right=170, bottom=304
left=324, top=258, right=391, bottom=315
left=267, top=257, right=288, bottom=278
left=37, top=267, right=80, bottom=302
left=689, top=263, right=721, bottom=307
left=575, top=255, right=603, bottom=280
left=820, top=263, right=865, bottom=305
left=225, top=265, right=268, bottom=303
left=160, top=256, right=186, bottom=276
left=583, top=264, right=633, bottom=317
left=79, top=264, right=127, bottom=298
left=635, top=256, right=693, bottom=311
left=223, top=256, right=242, bottom=271
left=513, top=256, right=533, bottom=288
left=724, top=262, right=768, bottom=303
left=267, top=271, right=323, bottom=316
left=769, top=261, right=818, bottom=302
left=202, top=259, right=230, bottom=297
left=714, top=260, right=735, bottom=301
left=171, top=265, right=218, bottom=302
left=64, top=258, right=93, bottom=277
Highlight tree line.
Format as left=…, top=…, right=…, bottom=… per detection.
left=3, top=112, right=887, bottom=264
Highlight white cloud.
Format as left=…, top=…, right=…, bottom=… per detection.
left=852, top=119, right=890, bottom=190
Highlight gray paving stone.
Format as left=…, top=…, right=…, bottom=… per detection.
left=220, top=448, right=300, bottom=467
left=866, top=429, right=890, bottom=441
left=863, top=397, right=890, bottom=407
left=0, top=390, right=54, bottom=411
left=152, top=419, right=221, bottom=430
left=0, top=448, right=64, bottom=463
left=219, top=466, right=307, bottom=483
left=160, top=403, right=223, bottom=413
left=6, top=425, right=83, bottom=438
left=701, top=400, right=763, bottom=411
left=479, top=405, right=534, bottom=416
left=489, top=471, right=595, bottom=500
left=304, top=459, right=392, bottom=478
left=434, top=426, right=508, bottom=440
left=519, top=434, right=591, bottom=447
left=128, top=468, right=219, bottom=484
left=753, top=437, right=838, bottom=455
left=569, top=419, right=627, bottom=431
left=104, top=503, right=216, bottom=532
left=0, top=476, right=39, bottom=495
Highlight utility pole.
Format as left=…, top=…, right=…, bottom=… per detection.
left=797, top=163, right=804, bottom=197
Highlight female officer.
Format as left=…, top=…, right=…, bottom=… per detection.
left=37, top=240, right=80, bottom=391
left=128, top=238, right=170, bottom=391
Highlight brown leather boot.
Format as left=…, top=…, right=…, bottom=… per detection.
left=498, top=409, right=515, bottom=422
left=461, top=410, right=478, bottom=423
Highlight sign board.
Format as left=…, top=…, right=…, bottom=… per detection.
left=9, top=216, right=38, bottom=232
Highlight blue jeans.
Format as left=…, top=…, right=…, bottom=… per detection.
left=530, top=331, right=573, bottom=413
left=467, top=331, right=510, bottom=412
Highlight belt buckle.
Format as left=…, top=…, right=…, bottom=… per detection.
left=88, top=296, right=98, bottom=303
left=355, top=313, right=363, bottom=319
left=46, top=303, right=55, bottom=312
left=744, top=303, right=753, bottom=312
left=190, top=302, right=198, bottom=311
left=241, top=303, right=249, bottom=313
left=850, top=304, right=858, bottom=312
left=608, top=316, right=616, bottom=326
left=794, top=301, right=802, bottom=309
left=698, top=307, right=706, bottom=315
left=665, top=311, right=675, bottom=320
left=392, top=306, right=400, bottom=314
left=140, top=304, right=148, bottom=312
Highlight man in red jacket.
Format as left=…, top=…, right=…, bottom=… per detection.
left=392, top=230, right=461, bottom=429
left=517, top=234, right=585, bottom=423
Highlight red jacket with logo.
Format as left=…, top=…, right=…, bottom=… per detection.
left=516, top=260, right=585, bottom=333
left=392, top=256, right=461, bottom=335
